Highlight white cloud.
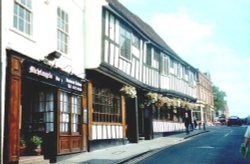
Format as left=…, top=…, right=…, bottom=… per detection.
left=149, top=9, right=250, bottom=117
left=149, top=9, right=214, bottom=54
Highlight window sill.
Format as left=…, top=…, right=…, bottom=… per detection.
left=9, top=28, right=36, bottom=43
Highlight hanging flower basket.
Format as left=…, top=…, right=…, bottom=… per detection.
left=120, top=85, right=137, bottom=98
left=144, top=92, right=158, bottom=106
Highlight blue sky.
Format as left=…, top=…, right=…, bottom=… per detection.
left=119, top=0, right=250, bottom=118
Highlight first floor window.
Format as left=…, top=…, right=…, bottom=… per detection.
left=13, top=0, right=32, bottom=35
left=120, top=23, right=131, bottom=59
left=57, top=7, right=69, bottom=54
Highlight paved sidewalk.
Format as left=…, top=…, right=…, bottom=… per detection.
left=59, top=128, right=209, bottom=164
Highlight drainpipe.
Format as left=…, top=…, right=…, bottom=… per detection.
left=0, top=0, right=3, bottom=163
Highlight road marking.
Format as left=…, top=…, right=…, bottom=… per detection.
left=196, top=146, right=215, bottom=149
left=224, top=130, right=233, bottom=137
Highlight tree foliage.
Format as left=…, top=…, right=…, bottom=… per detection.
left=212, top=85, right=227, bottom=111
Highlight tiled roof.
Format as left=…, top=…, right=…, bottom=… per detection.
left=106, top=0, right=179, bottom=56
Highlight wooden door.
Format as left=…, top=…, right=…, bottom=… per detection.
left=4, top=55, right=22, bottom=163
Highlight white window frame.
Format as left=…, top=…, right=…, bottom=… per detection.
left=13, top=0, right=33, bottom=36
left=57, top=7, right=69, bottom=54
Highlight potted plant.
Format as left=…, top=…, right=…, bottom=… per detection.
left=30, top=135, right=43, bottom=155
left=20, top=136, right=26, bottom=156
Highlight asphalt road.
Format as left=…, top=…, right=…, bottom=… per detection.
left=137, top=126, right=250, bottom=164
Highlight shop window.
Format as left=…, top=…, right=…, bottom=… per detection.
left=153, top=106, right=173, bottom=121
left=32, top=91, right=54, bottom=132
left=60, top=91, right=81, bottom=134
left=60, top=92, right=70, bottom=133
left=71, top=95, right=81, bottom=133
left=92, top=87, right=121, bottom=123
left=13, top=0, right=32, bottom=35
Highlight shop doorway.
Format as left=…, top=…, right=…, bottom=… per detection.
left=20, top=79, right=56, bottom=156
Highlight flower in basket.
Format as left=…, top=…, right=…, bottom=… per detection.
left=155, top=94, right=166, bottom=108
left=166, top=98, right=172, bottom=107
left=145, top=92, right=158, bottom=106
left=120, top=85, right=137, bottom=98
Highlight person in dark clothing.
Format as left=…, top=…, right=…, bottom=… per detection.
left=193, top=115, right=197, bottom=129
left=183, top=112, right=190, bottom=135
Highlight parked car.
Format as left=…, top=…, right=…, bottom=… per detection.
left=227, top=116, right=242, bottom=126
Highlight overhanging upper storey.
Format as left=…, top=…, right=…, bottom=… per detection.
left=87, top=0, right=197, bottom=100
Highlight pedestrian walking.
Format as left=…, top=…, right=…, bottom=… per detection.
left=183, top=112, right=190, bottom=135
left=193, top=115, right=198, bottom=129
left=240, top=126, right=250, bottom=159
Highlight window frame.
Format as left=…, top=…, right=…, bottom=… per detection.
left=31, top=90, right=55, bottom=133
left=57, top=7, right=69, bottom=54
left=13, top=0, right=33, bottom=36
left=146, top=44, right=152, bottom=66
left=59, top=90, right=82, bottom=135
left=161, top=55, right=169, bottom=75
left=132, top=33, right=140, bottom=49
left=92, top=87, right=122, bottom=124
left=120, top=23, right=131, bottom=60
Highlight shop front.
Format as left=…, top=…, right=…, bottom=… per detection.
left=4, top=50, right=88, bottom=163
left=86, top=70, right=129, bottom=151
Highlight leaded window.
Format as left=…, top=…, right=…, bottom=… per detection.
left=161, top=55, right=169, bottom=75
left=153, top=49, right=160, bottom=69
left=13, top=0, right=32, bottom=35
left=92, top=87, right=121, bottom=123
left=146, top=45, right=152, bottom=66
left=132, top=33, right=140, bottom=48
left=120, top=23, right=131, bottom=59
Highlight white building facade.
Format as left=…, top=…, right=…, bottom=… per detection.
left=1, top=0, right=87, bottom=163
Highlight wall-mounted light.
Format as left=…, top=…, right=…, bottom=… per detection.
left=45, top=51, right=62, bottom=61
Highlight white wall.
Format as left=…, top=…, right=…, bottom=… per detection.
left=84, top=0, right=108, bottom=68
left=2, top=0, right=85, bottom=76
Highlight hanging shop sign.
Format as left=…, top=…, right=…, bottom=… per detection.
left=22, top=59, right=84, bottom=94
